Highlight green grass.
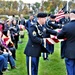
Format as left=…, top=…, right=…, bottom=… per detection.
left=4, top=30, right=66, bottom=75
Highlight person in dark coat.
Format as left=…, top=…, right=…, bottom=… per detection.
left=24, top=13, right=57, bottom=75
left=25, top=14, right=35, bottom=32
left=19, top=14, right=25, bottom=27
left=57, top=10, right=75, bottom=75
left=10, top=19, right=20, bottom=49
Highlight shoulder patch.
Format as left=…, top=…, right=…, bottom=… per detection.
left=32, top=31, right=36, bottom=36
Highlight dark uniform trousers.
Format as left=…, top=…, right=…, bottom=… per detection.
left=65, top=58, right=75, bottom=75
left=26, top=56, right=39, bottom=75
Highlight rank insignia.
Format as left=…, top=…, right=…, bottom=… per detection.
left=32, top=31, right=36, bottom=36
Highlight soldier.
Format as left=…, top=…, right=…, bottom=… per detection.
left=46, top=14, right=62, bottom=29
left=57, top=10, right=75, bottom=75
left=24, top=12, right=57, bottom=75
left=58, top=11, right=70, bottom=26
left=58, top=11, right=70, bottom=59
left=43, top=14, right=62, bottom=60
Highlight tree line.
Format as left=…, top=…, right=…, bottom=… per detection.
left=0, top=0, right=75, bottom=16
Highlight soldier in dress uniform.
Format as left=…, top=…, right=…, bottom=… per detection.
left=58, top=11, right=70, bottom=26
left=58, top=11, right=70, bottom=59
left=24, top=12, right=57, bottom=75
left=46, top=14, right=62, bottom=29
left=43, top=14, right=62, bottom=60
left=57, top=10, right=75, bottom=75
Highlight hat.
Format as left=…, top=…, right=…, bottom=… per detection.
left=50, top=14, right=56, bottom=19
left=70, top=10, right=75, bottom=14
left=37, top=13, right=47, bottom=18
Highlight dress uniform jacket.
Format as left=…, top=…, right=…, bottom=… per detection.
left=24, top=22, right=57, bottom=57
left=58, top=17, right=70, bottom=59
left=57, top=20, right=75, bottom=59
left=59, top=17, right=70, bottom=25
left=46, top=20, right=61, bottom=29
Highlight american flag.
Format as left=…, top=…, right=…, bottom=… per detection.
left=43, top=36, right=64, bottom=53
left=43, top=35, right=65, bottom=53
left=55, top=10, right=65, bottom=22
left=43, top=29, right=66, bottom=53
left=55, top=4, right=67, bottom=22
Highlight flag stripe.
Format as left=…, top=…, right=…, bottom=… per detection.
left=55, top=10, right=65, bottom=22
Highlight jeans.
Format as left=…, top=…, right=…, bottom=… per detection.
left=0, top=55, right=5, bottom=71
left=2, top=53, right=15, bottom=69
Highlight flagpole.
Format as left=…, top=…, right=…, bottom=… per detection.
left=67, top=0, right=68, bottom=11
left=66, top=0, right=70, bottom=11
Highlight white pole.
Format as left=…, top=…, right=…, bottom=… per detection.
left=67, top=0, right=69, bottom=11
left=66, top=0, right=71, bottom=11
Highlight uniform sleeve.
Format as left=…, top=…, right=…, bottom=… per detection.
left=57, top=26, right=66, bottom=39
left=29, top=26, right=43, bottom=44
left=46, top=28, right=57, bottom=35
left=48, top=21, right=60, bottom=29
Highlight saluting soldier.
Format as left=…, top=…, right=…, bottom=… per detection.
left=24, top=13, right=57, bottom=75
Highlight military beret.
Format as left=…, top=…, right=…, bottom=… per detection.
left=37, top=13, right=47, bottom=18
left=50, top=14, right=56, bottom=19
left=70, top=10, right=75, bottom=14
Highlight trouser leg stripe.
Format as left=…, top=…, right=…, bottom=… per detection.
left=44, top=53, right=46, bottom=58
left=29, top=56, right=31, bottom=75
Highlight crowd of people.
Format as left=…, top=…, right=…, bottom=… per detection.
left=0, top=9, right=75, bottom=75
left=0, top=14, right=25, bottom=75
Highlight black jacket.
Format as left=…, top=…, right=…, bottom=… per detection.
left=24, top=22, right=57, bottom=57
left=57, top=20, right=75, bottom=59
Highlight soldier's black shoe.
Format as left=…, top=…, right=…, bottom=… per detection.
left=43, top=58, right=49, bottom=60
